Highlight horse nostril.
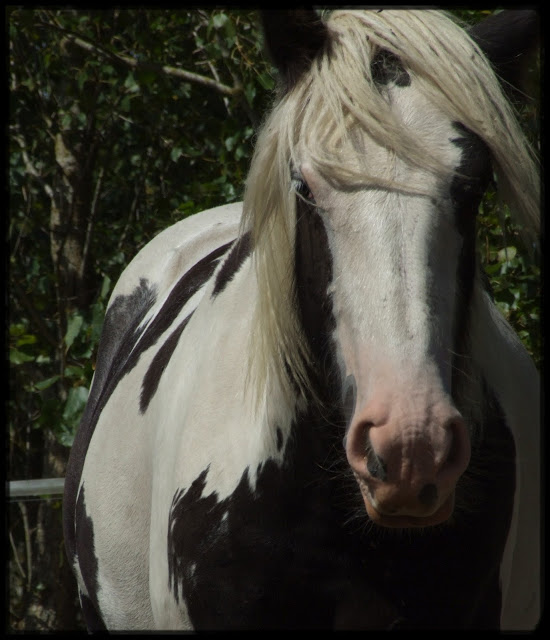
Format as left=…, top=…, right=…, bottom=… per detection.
left=445, top=420, right=461, bottom=465
left=441, top=415, right=471, bottom=477
left=366, top=447, right=387, bottom=481
left=417, top=482, right=438, bottom=507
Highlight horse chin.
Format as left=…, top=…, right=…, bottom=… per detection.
left=361, top=489, right=456, bottom=529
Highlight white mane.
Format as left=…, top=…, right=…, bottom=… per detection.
left=240, top=9, right=539, bottom=408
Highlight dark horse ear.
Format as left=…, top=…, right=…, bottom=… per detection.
left=260, top=9, right=329, bottom=92
left=468, top=10, right=539, bottom=98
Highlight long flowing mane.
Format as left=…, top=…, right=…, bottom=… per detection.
left=240, top=9, right=539, bottom=408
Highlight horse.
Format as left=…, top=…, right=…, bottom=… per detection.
left=63, top=9, right=540, bottom=630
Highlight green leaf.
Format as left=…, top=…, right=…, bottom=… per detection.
left=62, top=385, right=89, bottom=423
left=77, top=70, right=88, bottom=91
left=212, top=13, right=228, bottom=29
left=170, top=146, right=183, bottom=162
left=60, top=112, right=73, bottom=129
left=64, top=364, right=84, bottom=379
left=9, top=348, right=35, bottom=365
left=64, top=313, right=84, bottom=350
left=484, top=263, right=501, bottom=276
left=120, top=95, right=131, bottom=112
left=497, top=246, right=517, bottom=263
left=124, top=72, right=140, bottom=93
left=59, top=428, right=76, bottom=448
left=244, top=82, right=256, bottom=104
left=257, top=72, right=274, bottom=90
left=224, top=18, right=236, bottom=42
left=33, top=375, right=60, bottom=391
left=100, top=274, right=112, bottom=300
left=15, top=333, right=38, bottom=347
left=9, top=323, right=27, bottom=337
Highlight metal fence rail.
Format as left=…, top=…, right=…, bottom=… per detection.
left=7, top=478, right=65, bottom=500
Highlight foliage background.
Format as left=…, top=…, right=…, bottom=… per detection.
left=7, top=8, right=539, bottom=631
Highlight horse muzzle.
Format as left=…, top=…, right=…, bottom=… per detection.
left=345, top=395, right=471, bottom=528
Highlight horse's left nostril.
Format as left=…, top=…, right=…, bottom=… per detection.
left=417, top=482, right=438, bottom=507
left=437, top=415, right=471, bottom=483
left=366, top=447, right=387, bottom=481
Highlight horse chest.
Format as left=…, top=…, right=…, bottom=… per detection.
left=160, top=405, right=514, bottom=630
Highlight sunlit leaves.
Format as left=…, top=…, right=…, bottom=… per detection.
left=477, top=192, right=540, bottom=368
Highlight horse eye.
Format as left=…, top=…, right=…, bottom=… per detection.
left=295, top=179, right=315, bottom=204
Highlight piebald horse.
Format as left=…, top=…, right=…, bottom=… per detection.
left=64, top=9, right=540, bottom=630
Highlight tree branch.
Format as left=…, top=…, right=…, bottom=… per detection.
left=12, top=132, right=54, bottom=200
left=18, top=502, right=33, bottom=592
left=39, top=18, right=243, bottom=97
left=80, top=165, right=104, bottom=283
left=9, top=529, right=26, bottom=580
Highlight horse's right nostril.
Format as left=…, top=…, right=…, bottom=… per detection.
left=345, top=400, right=472, bottom=523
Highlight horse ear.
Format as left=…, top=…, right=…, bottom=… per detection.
left=260, top=9, right=329, bottom=92
left=469, top=10, right=539, bottom=98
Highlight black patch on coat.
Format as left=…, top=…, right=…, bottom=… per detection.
left=371, top=49, right=411, bottom=87
left=294, top=200, right=337, bottom=399
left=79, top=592, right=107, bottom=632
left=276, top=427, right=284, bottom=452
left=165, top=381, right=515, bottom=629
left=134, top=241, right=233, bottom=363
left=85, top=278, right=159, bottom=414
left=449, top=122, right=492, bottom=395
left=166, top=408, right=402, bottom=629
left=140, top=313, right=193, bottom=413
left=74, top=484, right=106, bottom=631
left=211, top=232, right=252, bottom=298
left=64, top=278, right=157, bottom=563
left=450, top=122, right=493, bottom=227
left=64, top=243, right=232, bottom=576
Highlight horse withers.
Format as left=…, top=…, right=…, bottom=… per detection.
left=63, top=9, right=540, bottom=630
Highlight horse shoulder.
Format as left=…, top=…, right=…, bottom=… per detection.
left=109, top=202, right=242, bottom=305
left=66, top=202, right=242, bottom=630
